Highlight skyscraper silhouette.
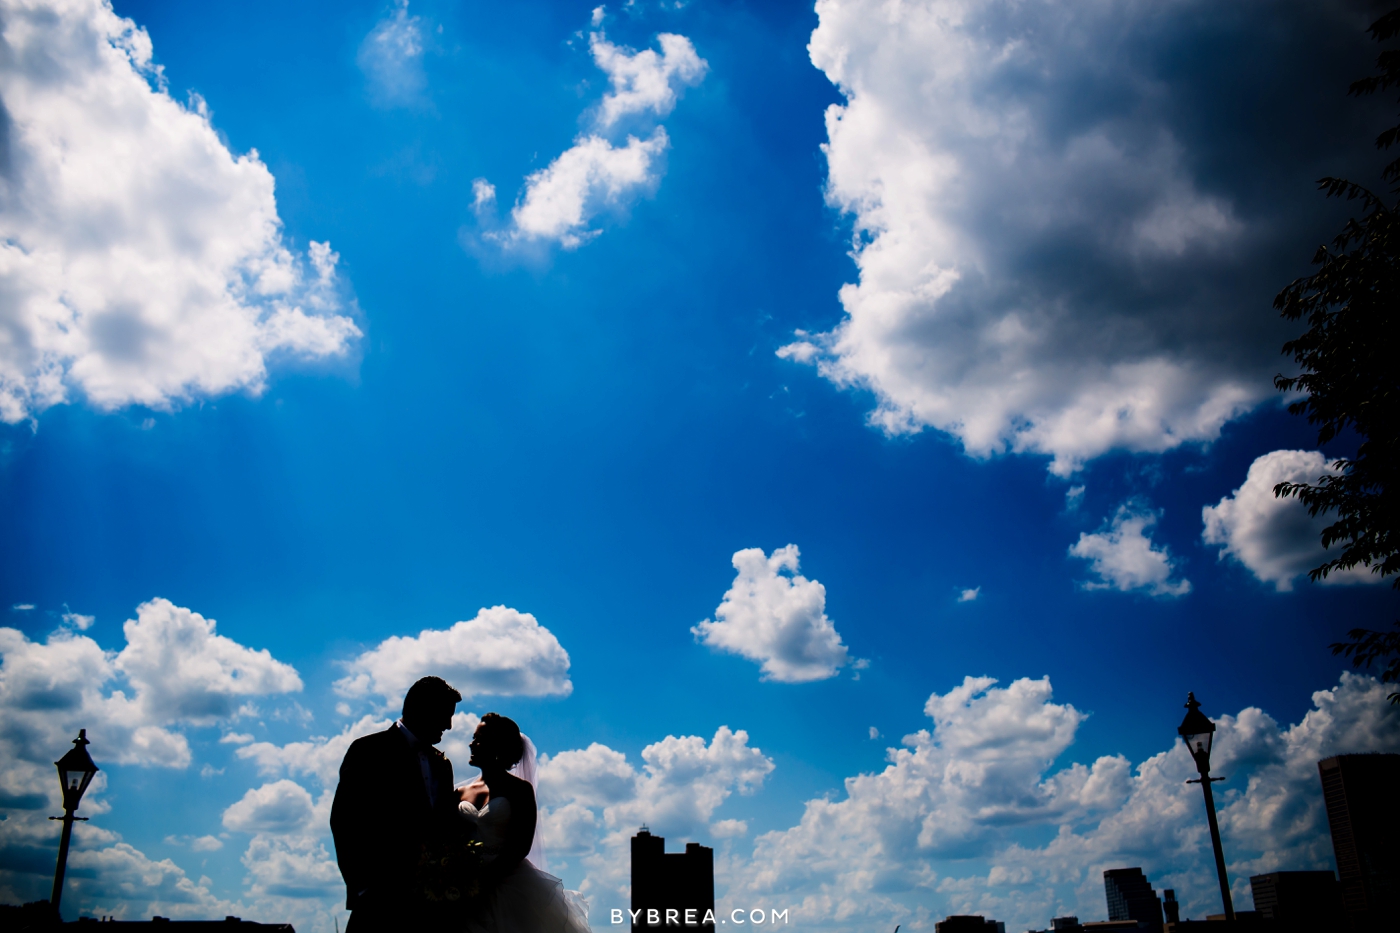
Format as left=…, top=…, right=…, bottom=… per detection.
left=1104, top=868, right=1164, bottom=929
left=1248, top=871, right=1341, bottom=932
left=631, top=828, right=715, bottom=933
left=1318, top=754, right=1400, bottom=930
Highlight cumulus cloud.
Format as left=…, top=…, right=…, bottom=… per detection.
left=234, top=714, right=771, bottom=917
left=540, top=802, right=601, bottom=857
left=473, top=30, right=705, bottom=251
left=780, top=0, right=1381, bottom=475
left=693, top=545, right=854, bottom=683
left=731, top=676, right=1124, bottom=924
left=61, top=610, right=95, bottom=630
left=115, top=598, right=303, bottom=724
left=1202, top=449, right=1380, bottom=591
left=60, top=842, right=241, bottom=921
left=240, top=832, right=343, bottom=900
left=729, top=672, right=1400, bottom=932
left=210, top=718, right=364, bottom=923
left=0, top=601, right=303, bottom=919
left=235, top=714, right=390, bottom=790
left=358, top=0, right=426, bottom=107
left=222, top=780, right=316, bottom=835
left=957, top=587, right=980, bottom=603
left=591, top=32, right=707, bottom=128
left=0, top=0, right=361, bottom=423
left=508, top=132, right=671, bottom=250
left=604, top=727, right=774, bottom=835
left=0, top=599, right=301, bottom=787
left=334, top=606, right=572, bottom=706
left=1070, top=502, right=1191, bottom=597
left=537, top=726, right=774, bottom=906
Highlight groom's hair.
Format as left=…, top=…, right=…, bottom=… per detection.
left=477, top=712, right=525, bottom=768
left=402, top=676, right=462, bottom=721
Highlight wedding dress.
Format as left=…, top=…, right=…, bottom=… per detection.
left=456, top=739, right=590, bottom=933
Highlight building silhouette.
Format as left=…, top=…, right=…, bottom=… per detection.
left=631, top=828, right=714, bottom=933
left=935, top=916, right=1004, bottom=933
left=1162, top=890, right=1179, bottom=925
left=1104, top=868, right=1164, bottom=929
left=1319, top=754, right=1400, bottom=930
left=0, top=903, right=294, bottom=930
left=1248, top=871, right=1341, bottom=932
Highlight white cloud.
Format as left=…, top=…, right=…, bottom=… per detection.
left=538, top=726, right=774, bottom=908
left=710, top=818, right=747, bottom=838
left=61, top=610, right=95, bottom=630
left=540, top=742, right=639, bottom=808
left=357, top=0, right=426, bottom=107
left=472, top=178, right=496, bottom=215
left=0, top=599, right=303, bottom=915
left=508, top=132, right=670, bottom=249
left=732, top=676, right=1124, bottom=925
left=209, top=724, right=345, bottom=913
left=0, top=0, right=360, bottom=423
left=235, top=715, right=772, bottom=921
left=240, top=832, right=342, bottom=900
left=728, top=672, right=1400, bottom=933
left=591, top=31, right=707, bottom=128
left=957, top=587, right=980, bottom=603
left=334, top=606, right=572, bottom=706
left=236, top=713, right=393, bottom=789
left=474, top=30, right=705, bottom=251
left=546, top=727, right=773, bottom=840
left=10, top=604, right=35, bottom=611
left=216, top=718, right=392, bottom=923
left=1202, top=449, right=1380, bottom=592
left=1070, top=502, right=1191, bottom=597
left=222, top=780, right=316, bottom=835
left=540, top=802, right=601, bottom=856
left=0, top=598, right=301, bottom=775
left=778, top=0, right=1368, bottom=475
left=115, top=598, right=303, bottom=724
left=606, top=727, right=774, bottom=835
left=165, top=833, right=226, bottom=852
left=693, top=545, right=854, bottom=683
left=60, top=842, right=242, bottom=921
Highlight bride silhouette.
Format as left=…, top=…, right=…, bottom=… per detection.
left=457, top=713, right=590, bottom=933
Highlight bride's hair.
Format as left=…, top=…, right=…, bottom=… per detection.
left=477, top=712, right=525, bottom=768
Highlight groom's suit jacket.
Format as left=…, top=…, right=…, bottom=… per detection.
left=330, top=724, right=456, bottom=911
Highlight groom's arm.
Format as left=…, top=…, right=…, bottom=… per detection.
left=330, top=739, right=375, bottom=904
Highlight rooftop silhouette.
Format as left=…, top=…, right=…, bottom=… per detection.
left=1319, top=753, right=1400, bottom=930
left=631, top=828, right=715, bottom=933
left=1104, top=867, right=1164, bottom=929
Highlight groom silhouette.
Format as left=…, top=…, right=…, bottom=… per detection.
left=331, top=676, right=462, bottom=932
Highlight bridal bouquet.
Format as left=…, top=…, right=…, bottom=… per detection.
left=418, top=832, right=486, bottom=907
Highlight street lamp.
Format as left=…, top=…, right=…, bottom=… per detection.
left=1177, top=693, right=1234, bottom=922
left=50, top=729, right=99, bottom=915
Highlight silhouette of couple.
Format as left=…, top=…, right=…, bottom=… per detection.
left=331, top=677, right=589, bottom=933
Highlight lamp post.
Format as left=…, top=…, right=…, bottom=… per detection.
left=1177, top=693, right=1234, bottom=922
left=50, top=729, right=99, bottom=916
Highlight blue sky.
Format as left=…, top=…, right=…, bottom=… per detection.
left=2, top=0, right=1400, bottom=930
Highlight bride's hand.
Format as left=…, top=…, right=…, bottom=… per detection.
left=457, top=777, right=488, bottom=807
